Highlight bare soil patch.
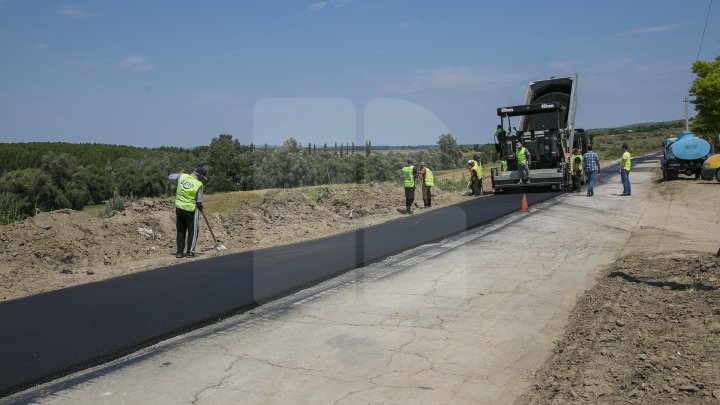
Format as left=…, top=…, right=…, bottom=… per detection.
left=519, top=171, right=720, bottom=404
left=0, top=182, right=471, bottom=301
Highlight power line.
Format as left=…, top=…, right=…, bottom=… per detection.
left=696, top=0, right=715, bottom=61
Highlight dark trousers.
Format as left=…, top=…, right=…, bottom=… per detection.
left=176, top=207, right=198, bottom=254
left=471, top=177, right=481, bottom=196
left=422, top=185, right=431, bottom=207
left=404, top=187, right=415, bottom=210
left=572, top=170, right=582, bottom=192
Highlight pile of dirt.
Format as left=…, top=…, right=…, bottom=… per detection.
left=519, top=253, right=720, bottom=404
left=0, top=182, right=467, bottom=301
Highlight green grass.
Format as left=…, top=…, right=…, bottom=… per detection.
left=591, top=126, right=682, bottom=161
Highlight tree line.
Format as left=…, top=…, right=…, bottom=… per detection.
left=0, top=134, right=467, bottom=224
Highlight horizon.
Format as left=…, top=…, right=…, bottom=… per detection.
left=0, top=117, right=688, bottom=150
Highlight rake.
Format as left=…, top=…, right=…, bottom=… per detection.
left=200, top=210, right=227, bottom=251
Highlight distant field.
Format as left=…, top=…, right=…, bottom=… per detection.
left=591, top=126, right=683, bottom=161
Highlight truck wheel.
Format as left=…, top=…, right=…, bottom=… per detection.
left=662, top=168, right=667, bottom=180
left=695, top=171, right=701, bottom=180
left=716, top=169, right=720, bottom=183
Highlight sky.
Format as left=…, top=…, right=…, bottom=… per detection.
left=0, top=0, right=718, bottom=148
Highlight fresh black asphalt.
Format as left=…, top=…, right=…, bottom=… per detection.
left=0, top=191, right=563, bottom=397
left=0, top=154, right=661, bottom=397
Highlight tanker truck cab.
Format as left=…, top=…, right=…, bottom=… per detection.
left=701, top=153, right=720, bottom=183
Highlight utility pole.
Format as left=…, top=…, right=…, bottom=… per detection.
left=684, top=96, right=690, bottom=131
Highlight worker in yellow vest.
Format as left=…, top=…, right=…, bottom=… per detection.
left=400, top=159, right=417, bottom=214
left=168, top=167, right=207, bottom=258
left=619, top=143, right=631, bottom=196
left=571, top=148, right=583, bottom=193
left=515, top=141, right=531, bottom=184
left=468, top=156, right=483, bottom=196
left=418, top=162, right=434, bottom=208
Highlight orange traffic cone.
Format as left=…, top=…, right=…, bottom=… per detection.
left=520, top=193, right=529, bottom=212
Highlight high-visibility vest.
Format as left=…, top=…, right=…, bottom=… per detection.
left=622, top=151, right=631, bottom=171
left=423, top=168, right=434, bottom=186
left=474, top=161, right=483, bottom=179
left=402, top=165, right=415, bottom=187
left=572, top=155, right=583, bottom=172
left=501, top=160, right=507, bottom=172
left=516, top=147, right=528, bottom=165
left=175, top=173, right=202, bottom=212
left=469, top=160, right=482, bottom=179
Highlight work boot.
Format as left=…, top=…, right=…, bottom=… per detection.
left=175, top=251, right=184, bottom=258
left=187, top=252, right=195, bottom=257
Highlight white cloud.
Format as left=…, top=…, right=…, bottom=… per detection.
left=309, top=1, right=327, bottom=11
left=616, top=25, right=678, bottom=36
left=309, top=0, right=350, bottom=12
left=379, top=67, right=530, bottom=95
left=123, top=55, right=154, bottom=72
left=58, top=5, right=97, bottom=18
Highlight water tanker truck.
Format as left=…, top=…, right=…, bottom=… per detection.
left=660, top=130, right=711, bottom=180
left=491, top=74, right=589, bottom=192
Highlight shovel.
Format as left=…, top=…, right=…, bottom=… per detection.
left=200, top=210, right=227, bottom=251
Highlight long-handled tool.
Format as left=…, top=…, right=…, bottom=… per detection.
left=200, top=210, right=227, bottom=251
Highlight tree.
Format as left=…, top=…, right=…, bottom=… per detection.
left=437, top=133, right=463, bottom=169
left=207, top=134, right=250, bottom=192
left=690, top=56, right=720, bottom=149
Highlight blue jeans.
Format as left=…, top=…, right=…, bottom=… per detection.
left=587, top=171, right=596, bottom=195
left=518, top=164, right=529, bottom=180
left=621, top=169, right=631, bottom=195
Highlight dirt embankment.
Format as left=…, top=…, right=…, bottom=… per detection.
left=519, top=173, right=720, bottom=404
left=0, top=182, right=468, bottom=301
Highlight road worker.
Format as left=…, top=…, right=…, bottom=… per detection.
left=418, top=162, right=434, bottom=208
left=571, top=148, right=583, bottom=193
left=619, top=143, right=631, bottom=196
left=168, top=167, right=207, bottom=258
left=401, top=159, right=417, bottom=214
left=468, top=157, right=482, bottom=196
left=515, top=141, right=531, bottom=184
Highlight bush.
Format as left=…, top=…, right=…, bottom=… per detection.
left=99, top=193, right=135, bottom=219
left=435, top=174, right=468, bottom=193
left=314, top=187, right=334, bottom=203
left=0, top=192, right=29, bottom=225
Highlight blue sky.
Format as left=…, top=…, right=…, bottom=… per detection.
left=0, top=0, right=717, bottom=148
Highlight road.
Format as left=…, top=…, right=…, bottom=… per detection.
left=3, top=155, right=661, bottom=404
left=1, top=189, right=560, bottom=397
left=0, top=153, right=660, bottom=403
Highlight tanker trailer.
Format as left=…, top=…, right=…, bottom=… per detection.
left=661, top=130, right=711, bottom=180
